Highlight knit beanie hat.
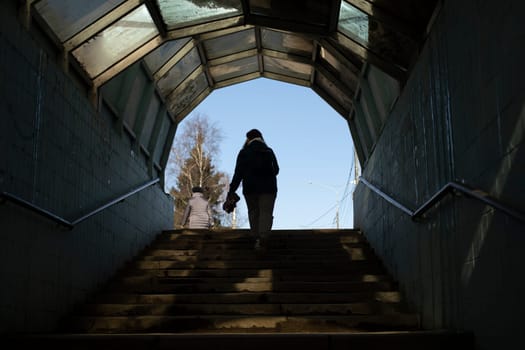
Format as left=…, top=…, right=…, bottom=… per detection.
left=246, top=129, right=263, bottom=140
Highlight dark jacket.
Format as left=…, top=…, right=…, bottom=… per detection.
left=229, top=139, right=279, bottom=195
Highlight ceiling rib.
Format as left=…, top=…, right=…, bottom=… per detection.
left=165, top=16, right=245, bottom=41
left=198, top=25, right=254, bottom=41
left=195, top=39, right=215, bottom=89
left=255, top=27, right=264, bottom=75
left=262, top=49, right=313, bottom=66
left=214, top=71, right=260, bottom=90
left=310, top=42, right=320, bottom=86
left=262, top=72, right=310, bottom=88
left=144, top=0, right=167, bottom=38
left=208, top=49, right=258, bottom=67
left=328, top=0, right=342, bottom=32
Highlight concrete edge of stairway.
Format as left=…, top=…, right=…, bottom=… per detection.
left=3, top=329, right=475, bottom=350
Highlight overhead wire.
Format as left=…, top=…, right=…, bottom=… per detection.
left=301, top=201, right=340, bottom=228
left=338, top=149, right=356, bottom=227
left=302, top=150, right=356, bottom=228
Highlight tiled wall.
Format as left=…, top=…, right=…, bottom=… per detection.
left=0, top=3, right=173, bottom=332
left=354, top=1, right=525, bottom=349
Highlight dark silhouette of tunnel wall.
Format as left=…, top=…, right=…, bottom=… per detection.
left=0, top=3, right=173, bottom=332
left=353, top=1, right=525, bottom=349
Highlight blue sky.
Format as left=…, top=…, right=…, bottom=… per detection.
left=169, top=78, right=357, bottom=229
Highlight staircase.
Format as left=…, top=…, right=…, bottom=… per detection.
left=10, top=229, right=474, bottom=349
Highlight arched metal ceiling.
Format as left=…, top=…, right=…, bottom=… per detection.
left=27, top=0, right=439, bottom=124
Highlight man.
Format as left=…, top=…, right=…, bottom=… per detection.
left=227, top=129, right=279, bottom=250
left=181, top=186, right=213, bottom=229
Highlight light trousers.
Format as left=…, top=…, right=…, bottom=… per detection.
left=244, top=193, right=276, bottom=238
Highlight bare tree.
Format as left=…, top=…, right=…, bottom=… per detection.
left=167, top=113, right=229, bottom=227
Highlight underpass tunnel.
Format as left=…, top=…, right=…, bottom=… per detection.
left=2, top=2, right=524, bottom=349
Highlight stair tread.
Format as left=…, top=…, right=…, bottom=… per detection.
left=7, top=330, right=475, bottom=350
left=116, top=274, right=392, bottom=283
left=130, top=261, right=385, bottom=270
left=103, top=281, right=398, bottom=294
left=63, top=314, right=421, bottom=333
left=57, top=229, right=422, bottom=337
left=90, top=291, right=404, bottom=305
left=77, top=301, right=411, bottom=317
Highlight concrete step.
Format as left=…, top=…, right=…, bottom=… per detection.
left=160, top=228, right=363, bottom=238
left=114, top=267, right=389, bottom=279
left=129, top=259, right=385, bottom=270
left=115, top=273, right=393, bottom=284
left=148, top=243, right=370, bottom=252
left=10, top=229, right=473, bottom=348
left=103, top=279, right=398, bottom=294
left=76, top=301, right=408, bottom=317
left=52, top=229, right=445, bottom=342
left=90, top=291, right=404, bottom=305
left=60, top=314, right=421, bottom=333
left=140, top=247, right=374, bottom=260
left=6, top=330, right=475, bottom=350
left=153, top=237, right=368, bottom=246
left=155, top=231, right=367, bottom=244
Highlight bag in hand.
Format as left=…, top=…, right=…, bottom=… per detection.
left=223, top=192, right=240, bottom=213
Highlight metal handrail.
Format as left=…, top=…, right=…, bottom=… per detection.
left=359, top=177, right=525, bottom=223
left=1, top=178, right=161, bottom=229
left=0, top=191, right=73, bottom=228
